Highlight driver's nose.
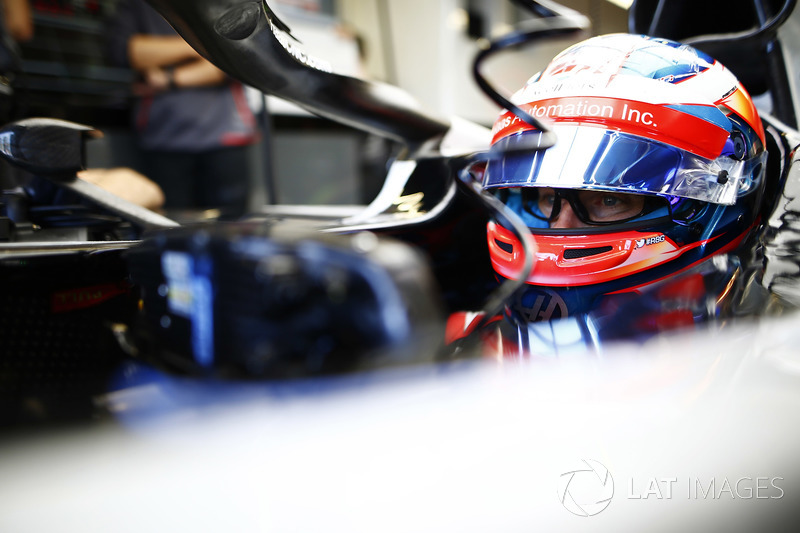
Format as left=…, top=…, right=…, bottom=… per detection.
left=550, top=200, right=591, bottom=229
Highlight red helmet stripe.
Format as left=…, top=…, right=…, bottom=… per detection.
left=491, top=96, right=730, bottom=159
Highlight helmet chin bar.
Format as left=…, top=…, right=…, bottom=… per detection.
left=487, top=220, right=690, bottom=287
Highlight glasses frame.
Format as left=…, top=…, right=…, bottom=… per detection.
left=521, top=187, right=670, bottom=226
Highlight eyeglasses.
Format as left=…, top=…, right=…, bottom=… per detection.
left=523, top=187, right=670, bottom=226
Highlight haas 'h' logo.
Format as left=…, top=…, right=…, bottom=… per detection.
left=515, top=289, right=569, bottom=322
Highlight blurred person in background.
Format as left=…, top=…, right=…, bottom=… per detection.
left=2, top=0, right=32, bottom=42
left=0, top=0, right=31, bottom=123
left=106, top=0, right=260, bottom=218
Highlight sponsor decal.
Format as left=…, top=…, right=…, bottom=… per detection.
left=635, top=235, right=666, bottom=249
left=491, top=96, right=729, bottom=159
left=51, top=282, right=130, bottom=313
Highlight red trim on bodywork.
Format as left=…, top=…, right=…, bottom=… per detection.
left=657, top=273, right=706, bottom=301
left=635, top=309, right=696, bottom=331
left=51, top=282, right=131, bottom=313
left=445, top=311, right=502, bottom=344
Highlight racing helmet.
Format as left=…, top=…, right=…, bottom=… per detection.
left=483, top=34, right=767, bottom=323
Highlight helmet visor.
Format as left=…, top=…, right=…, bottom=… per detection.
left=483, top=125, right=755, bottom=205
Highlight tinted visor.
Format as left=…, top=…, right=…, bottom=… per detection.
left=483, top=125, right=757, bottom=205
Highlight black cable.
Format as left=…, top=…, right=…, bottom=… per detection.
left=472, top=187, right=535, bottom=321
left=510, top=0, right=581, bottom=18
left=471, top=10, right=589, bottom=151
left=682, top=0, right=798, bottom=129
left=441, top=1, right=590, bottom=355
left=441, top=159, right=536, bottom=356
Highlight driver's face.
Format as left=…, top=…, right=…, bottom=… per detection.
left=537, top=187, right=648, bottom=229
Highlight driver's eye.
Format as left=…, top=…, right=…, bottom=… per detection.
left=601, top=195, right=620, bottom=207
left=579, top=191, right=644, bottom=221
left=537, top=188, right=557, bottom=215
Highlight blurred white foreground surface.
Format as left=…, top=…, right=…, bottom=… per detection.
left=1, top=312, right=799, bottom=532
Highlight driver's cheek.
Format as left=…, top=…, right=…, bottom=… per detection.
left=550, top=201, right=592, bottom=229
